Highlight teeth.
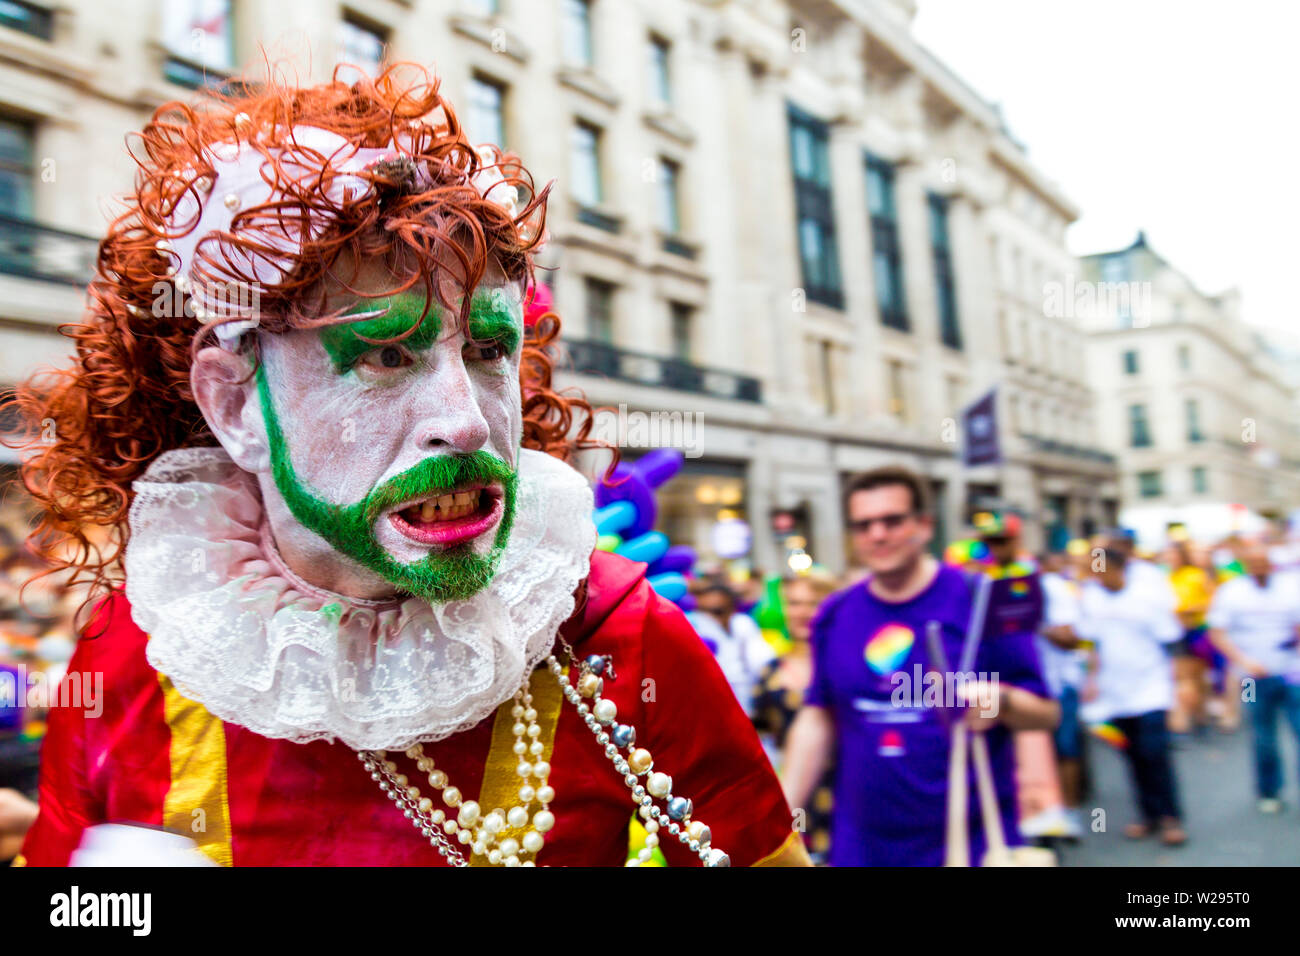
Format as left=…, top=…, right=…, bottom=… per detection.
left=408, top=489, right=483, bottom=524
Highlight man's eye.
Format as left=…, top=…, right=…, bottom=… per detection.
left=468, top=342, right=508, bottom=362
left=357, top=345, right=413, bottom=370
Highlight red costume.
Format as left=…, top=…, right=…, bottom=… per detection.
left=20, top=551, right=805, bottom=867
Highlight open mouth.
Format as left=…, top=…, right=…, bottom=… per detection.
left=386, top=483, right=504, bottom=547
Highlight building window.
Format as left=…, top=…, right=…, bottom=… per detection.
left=865, top=154, right=907, bottom=331
left=562, top=0, right=594, bottom=67
left=467, top=75, right=507, bottom=149
left=337, top=13, right=387, bottom=82
left=928, top=193, right=961, bottom=349
left=162, top=0, right=234, bottom=88
left=0, top=117, right=35, bottom=219
left=648, top=34, right=671, bottom=108
left=669, top=302, right=693, bottom=361
left=1138, top=470, right=1163, bottom=498
left=584, top=277, right=615, bottom=344
left=1191, top=466, right=1208, bottom=495
left=657, top=158, right=681, bottom=235
left=1178, top=343, right=1191, bottom=371
left=817, top=340, right=836, bottom=414
left=1101, top=255, right=1132, bottom=326
left=1185, top=398, right=1203, bottom=443
left=1101, top=255, right=1129, bottom=284
left=0, top=0, right=54, bottom=40
left=1122, top=349, right=1139, bottom=375
left=570, top=121, right=603, bottom=208
left=788, top=105, right=842, bottom=308
left=887, top=359, right=908, bottom=422
left=1128, top=403, right=1152, bottom=448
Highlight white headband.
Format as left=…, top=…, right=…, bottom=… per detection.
left=160, top=121, right=521, bottom=347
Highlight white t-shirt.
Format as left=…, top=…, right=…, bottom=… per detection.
left=1037, top=571, right=1085, bottom=695
left=686, top=611, right=775, bottom=717
left=1206, top=574, right=1300, bottom=678
left=1127, top=558, right=1178, bottom=612
left=1076, top=574, right=1182, bottom=721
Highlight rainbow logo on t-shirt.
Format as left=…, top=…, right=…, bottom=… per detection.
left=1009, top=580, right=1031, bottom=598
left=864, top=623, right=914, bottom=674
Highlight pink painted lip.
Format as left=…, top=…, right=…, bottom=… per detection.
left=387, top=485, right=504, bottom=548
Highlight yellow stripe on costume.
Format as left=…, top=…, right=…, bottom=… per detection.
left=752, top=830, right=814, bottom=867
left=470, top=665, right=564, bottom=867
left=158, top=674, right=234, bottom=866
left=10, top=854, right=25, bottom=867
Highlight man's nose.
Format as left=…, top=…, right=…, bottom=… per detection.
left=413, top=357, right=491, bottom=454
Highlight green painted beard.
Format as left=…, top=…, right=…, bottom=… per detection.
left=254, top=363, right=519, bottom=604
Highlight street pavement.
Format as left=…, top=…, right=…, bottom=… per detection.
left=1058, top=722, right=1300, bottom=866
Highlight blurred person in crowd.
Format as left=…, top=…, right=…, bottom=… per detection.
left=975, top=511, right=1025, bottom=570
left=782, top=466, right=1057, bottom=866
left=1077, top=548, right=1186, bottom=845
left=1104, top=528, right=1177, bottom=611
left=973, top=512, right=1065, bottom=841
left=1164, top=540, right=1215, bottom=738
left=0, top=787, right=38, bottom=864
left=1185, top=540, right=1236, bottom=731
left=687, top=581, right=775, bottom=719
left=751, top=570, right=840, bottom=862
left=1036, top=551, right=1087, bottom=838
left=1208, top=535, right=1252, bottom=731
left=734, top=566, right=765, bottom=616
left=1206, top=544, right=1300, bottom=814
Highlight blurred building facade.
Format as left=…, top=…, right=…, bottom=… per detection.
left=0, top=0, right=1119, bottom=575
left=1080, top=232, right=1300, bottom=547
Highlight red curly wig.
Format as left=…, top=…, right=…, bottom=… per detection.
left=1, top=63, right=612, bottom=611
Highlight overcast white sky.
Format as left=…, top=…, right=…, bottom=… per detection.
left=911, top=0, right=1299, bottom=335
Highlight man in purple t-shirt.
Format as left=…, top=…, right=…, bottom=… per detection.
left=782, top=466, right=1059, bottom=866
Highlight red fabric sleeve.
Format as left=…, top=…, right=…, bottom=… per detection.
left=20, top=636, right=102, bottom=866
left=638, top=590, right=796, bottom=867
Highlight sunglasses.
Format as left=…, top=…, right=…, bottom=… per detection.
left=847, top=511, right=915, bottom=534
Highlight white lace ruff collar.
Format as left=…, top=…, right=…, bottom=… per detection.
left=125, top=446, right=596, bottom=751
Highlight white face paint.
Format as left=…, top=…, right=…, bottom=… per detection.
left=239, top=263, right=526, bottom=602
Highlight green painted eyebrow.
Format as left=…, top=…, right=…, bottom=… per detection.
left=467, top=290, right=522, bottom=357
left=319, top=295, right=443, bottom=372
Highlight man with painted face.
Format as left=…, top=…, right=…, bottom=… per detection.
left=9, top=67, right=805, bottom=867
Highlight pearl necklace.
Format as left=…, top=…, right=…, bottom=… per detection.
left=361, top=643, right=730, bottom=867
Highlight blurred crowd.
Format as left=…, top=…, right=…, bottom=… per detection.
left=685, top=474, right=1300, bottom=865
left=0, top=515, right=83, bottom=862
